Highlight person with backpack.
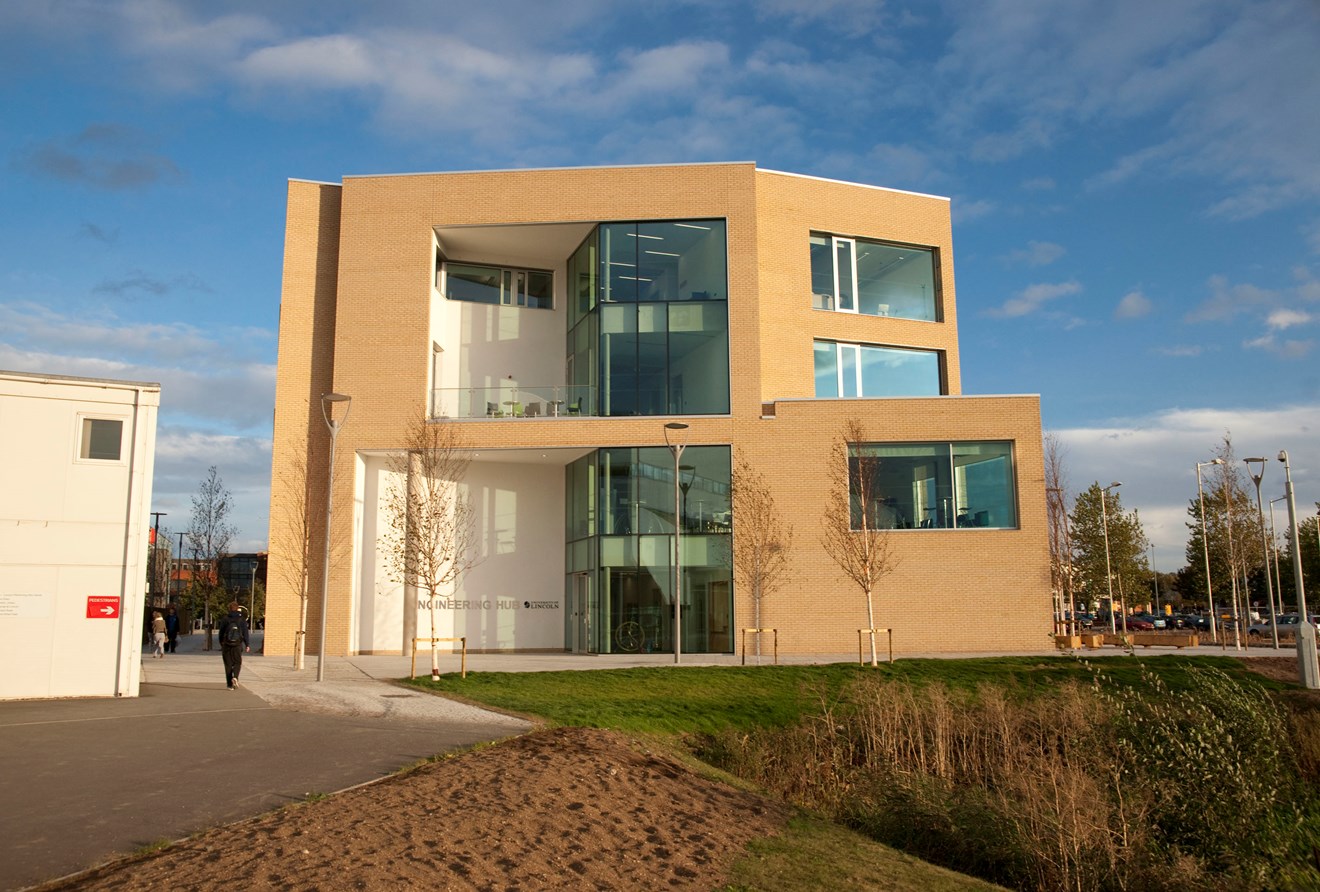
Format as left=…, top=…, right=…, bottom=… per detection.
left=217, top=602, right=249, bottom=690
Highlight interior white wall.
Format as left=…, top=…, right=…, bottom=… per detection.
left=0, top=376, right=157, bottom=700
left=357, top=454, right=566, bottom=653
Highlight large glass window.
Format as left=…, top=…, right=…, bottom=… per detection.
left=577, top=219, right=729, bottom=417
left=444, top=263, right=552, bottom=309
left=811, top=232, right=940, bottom=321
left=814, top=340, right=943, bottom=397
left=850, top=441, right=1017, bottom=530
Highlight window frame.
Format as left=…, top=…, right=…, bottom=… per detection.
left=848, top=440, right=1019, bottom=531
left=814, top=339, right=946, bottom=398
left=810, top=231, right=942, bottom=322
left=76, top=415, right=126, bottom=463
left=441, top=260, right=555, bottom=310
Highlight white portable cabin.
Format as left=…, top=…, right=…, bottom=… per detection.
left=0, top=371, right=160, bottom=699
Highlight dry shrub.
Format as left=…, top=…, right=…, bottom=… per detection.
left=700, top=667, right=1318, bottom=892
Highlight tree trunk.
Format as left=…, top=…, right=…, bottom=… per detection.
left=865, top=585, right=877, bottom=667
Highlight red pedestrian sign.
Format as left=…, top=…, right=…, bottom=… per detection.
left=87, top=596, right=120, bottom=619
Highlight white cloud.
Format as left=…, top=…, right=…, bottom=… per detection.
left=940, top=0, right=1320, bottom=217
left=0, top=302, right=275, bottom=430
left=1006, top=240, right=1065, bottom=267
left=153, top=426, right=273, bottom=552
left=952, top=198, right=995, bottom=223
left=984, top=280, right=1082, bottom=317
left=1115, top=289, right=1152, bottom=319
left=1267, top=308, right=1312, bottom=330
left=1048, top=402, right=1320, bottom=570
left=1156, top=344, right=1205, bottom=357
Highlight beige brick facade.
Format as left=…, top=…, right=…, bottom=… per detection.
left=268, top=163, right=1052, bottom=659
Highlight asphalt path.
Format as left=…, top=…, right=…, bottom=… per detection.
left=0, top=635, right=531, bottom=891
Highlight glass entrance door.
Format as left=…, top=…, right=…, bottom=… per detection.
left=569, top=572, right=592, bottom=654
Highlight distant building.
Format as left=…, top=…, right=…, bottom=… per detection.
left=0, top=370, right=160, bottom=699
left=266, top=162, right=1051, bottom=658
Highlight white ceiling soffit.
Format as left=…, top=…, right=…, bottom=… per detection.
left=435, top=222, right=595, bottom=269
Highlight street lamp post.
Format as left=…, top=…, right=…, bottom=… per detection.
left=1279, top=450, right=1318, bottom=689
left=664, top=422, right=690, bottom=665
left=1244, top=458, right=1279, bottom=648
left=1217, top=467, right=1243, bottom=650
left=1196, top=460, right=1223, bottom=644
left=1270, top=496, right=1287, bottom=613
left=317, top=393, right=352, bottom=682
left=1100, top=482, right=1121, bottom=634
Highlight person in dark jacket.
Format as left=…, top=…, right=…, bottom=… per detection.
left=164, top=606, right=180, bottom=653
left=217, top=602, right=249, bottom=690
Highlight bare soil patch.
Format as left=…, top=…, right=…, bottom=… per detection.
left=1237, top=655, right=1303, bottom=685
left=42, top=727, right=790, bottom=891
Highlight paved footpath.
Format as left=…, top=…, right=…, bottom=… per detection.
left=0, top=632, right=1287, bottom=891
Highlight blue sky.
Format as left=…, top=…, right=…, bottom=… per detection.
left=2, top=0, right=1317, bottom=569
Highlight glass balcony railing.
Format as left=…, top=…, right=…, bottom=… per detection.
left=430, top=385, right=597, bottom=419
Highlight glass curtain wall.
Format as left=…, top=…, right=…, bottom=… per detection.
left=571, top=220, right=728, bottom=416
left=565, top=446, right=732, bottom=654
left=814, top=341, right=944, bottom=397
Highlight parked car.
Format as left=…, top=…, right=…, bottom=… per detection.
left=1134, top=613, right=1168, bottom=629
left=1248, top=614, right=1320, bottom=637
left=1125, top=617, right=1156, bottom=631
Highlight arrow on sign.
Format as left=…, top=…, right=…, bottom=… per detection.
left=99, top=606, right=116, bottom=616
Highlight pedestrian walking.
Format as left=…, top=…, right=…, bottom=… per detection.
left=217, top=602, right=249, bottom=689
left=164, top=606, right=180, bottom=653
left=150, top=611, right=166, bottom=658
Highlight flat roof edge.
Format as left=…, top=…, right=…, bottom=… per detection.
left=771, top=393, right=1040, bottom=404
left=288, top=178, right=341, bottom=187
left=757, top=168, right=950, bottom=202
left=0, top=369, right=162, bottom=390
left=341, top=161, right=758, bottom=182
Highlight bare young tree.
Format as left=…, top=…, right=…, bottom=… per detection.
left=1044, top=433, right=1074, bottom=631
left=379, top=415, right=479, bottom=680
left=730, top=454, right=793, bottom=662
left=821, top=419, right=897, bottom=667
left=187, top=466, right=236, bottom=639
left=275, top=441, right=315, bottom=669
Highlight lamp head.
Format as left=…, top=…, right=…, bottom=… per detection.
left=664, top=422, right=689, bottom=431
left=322, top=392, right=351, bottom=405
left=1278, top=450, right=1288, bottom=463
left=1106, top=481, right=1122, bottom=490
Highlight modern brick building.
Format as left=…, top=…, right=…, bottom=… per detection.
left=267, top=162, right=1051, bottom=659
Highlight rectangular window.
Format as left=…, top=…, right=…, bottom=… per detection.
left=444, top=263, right=553, bottom=309
left=810, top=232, right=940, bottom=322
left=80, top=418, right=123, bottom=461
left=814, top=340, right=943, bottom=397
left=850, top=441, right=1017, bottom=530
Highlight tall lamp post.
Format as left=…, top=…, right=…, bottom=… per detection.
left=1220, top=465, right=1242, bottom=650
left=1196, top=459, right=1223, bottom=644
left=1279, top=450, right=1317, bottom=689
left=1100, top=482, right=1121, bottom=633
left=664, top=422, right=689, bottom=665
left=317, top=392, right=352, bottom=682
left=1244, top=458, right=1279, bottom=648
left=1270, top=496, right=1287, bottom=611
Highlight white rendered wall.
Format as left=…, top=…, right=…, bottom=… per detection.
left=0, top=374, right=159, bottom=700
left=358, top=454, right=566, bottom=653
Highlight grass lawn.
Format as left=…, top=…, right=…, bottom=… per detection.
left=401, top=654, right=1280, bottom=734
